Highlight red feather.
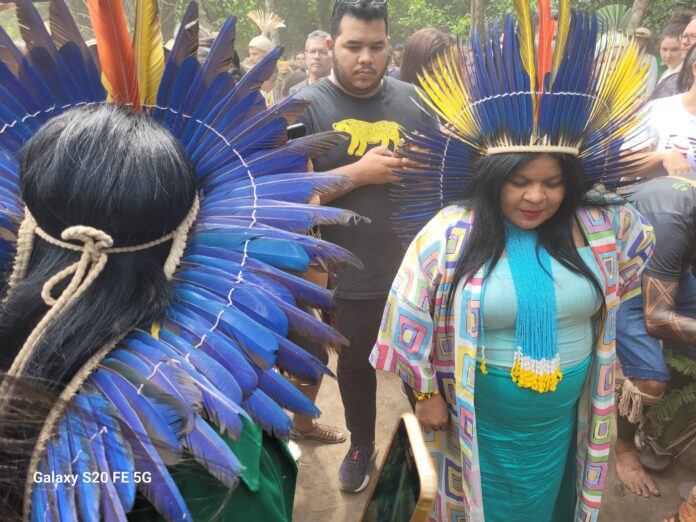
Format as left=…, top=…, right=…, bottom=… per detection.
left=536, top=0, right=553, bottom=91
left=87, top=0, right=139, bottom=107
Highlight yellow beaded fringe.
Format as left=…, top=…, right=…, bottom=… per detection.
left=510, top=351, right=563, bottom=393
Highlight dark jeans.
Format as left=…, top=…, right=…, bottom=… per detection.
left=335, top=297, right=386, bottom=445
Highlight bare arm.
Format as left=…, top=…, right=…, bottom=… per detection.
left=643, top=274, right=696, bottom=343
left=625, top=150, right=693, bottom=180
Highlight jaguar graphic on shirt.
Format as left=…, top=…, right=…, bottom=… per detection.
left=332, top=119, right=402, bottom=156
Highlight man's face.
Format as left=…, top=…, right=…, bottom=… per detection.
left=294, top=53, right=306, bottom=66
left=661, top=36, right=682, bottom=69
left=330, top=14, right=389, bottom=97
left=393, top=48, right=403, bottom=66
left=681, top=19, right=696, bottom=59
left=248, top=46, right=266, bottom=66
left=305, top=38, right=332, bottom=79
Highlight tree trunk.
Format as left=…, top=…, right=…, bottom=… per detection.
left=316, top=0, right=332, bottom=33
left=265, top=0, right=280, bottom=48
left=471, top=0, right=486, bottom=31
left=626, top=0, right=651, bottom=33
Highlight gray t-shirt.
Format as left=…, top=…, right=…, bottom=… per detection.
left=296, top=76, right=437, bottom=299
left=630, top=174, right=696, bottom=281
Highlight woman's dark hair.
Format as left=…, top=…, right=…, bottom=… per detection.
left=446, top=153, right=605, bottom=316
left=677, top=43, right=696, bottom=93
left=399, top=28, right=450, bottom=86
left=0, top=104, right=196, bottom=387
left=659, top=22, right=687, bottom=42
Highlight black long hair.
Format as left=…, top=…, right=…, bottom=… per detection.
left=678, top=43, right=696, bottom=93
left=0, top=103, right=195, bottom=387
left=0, top=104, right=196, bottom=518
left=445, top=152, right=605, bottom=315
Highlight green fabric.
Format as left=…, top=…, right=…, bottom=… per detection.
left=128, top=418, right=296, bottom=521
left=474, top=357, right=591, bottom=522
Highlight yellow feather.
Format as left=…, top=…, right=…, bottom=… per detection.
left=551, top=0, right=569, bottom=86
left=513, top=0, right=536, bottom=118
left=133, top=0, right=165, bottom=108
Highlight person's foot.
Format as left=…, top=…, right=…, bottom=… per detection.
left=339, top=443, right=378, bottom=493
left=614, top=438, right=661, bottom=497
left=292, top=422, right=347, bottom=444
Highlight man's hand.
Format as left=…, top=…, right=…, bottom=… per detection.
left=661, top=150, right=693, bottom=176
left=350, top=146, right=403, bottom=187
left=414, top=392, right=449, bottom=434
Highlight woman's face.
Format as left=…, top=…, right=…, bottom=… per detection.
left=660, top=36, right=681, bottom=69
left=500, top=155, right=565, bottom=229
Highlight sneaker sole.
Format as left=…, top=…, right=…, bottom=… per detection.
left=340, top=447, right=379, bottom=494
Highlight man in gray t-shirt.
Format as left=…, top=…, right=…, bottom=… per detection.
left=295, top=0, right=436, bottom=494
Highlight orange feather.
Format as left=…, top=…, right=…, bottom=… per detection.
left=87, top=0, right=139, bottom=107
left=536, top=0, right=553, bottom=92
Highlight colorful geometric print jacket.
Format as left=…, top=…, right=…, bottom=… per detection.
left=370, top=201, right=655, bottom=522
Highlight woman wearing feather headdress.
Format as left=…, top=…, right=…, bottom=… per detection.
left=0, top=0, right=359, bottom=520
left=370, top=1, right=655, bottom=521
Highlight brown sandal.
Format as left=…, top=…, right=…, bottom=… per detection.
left=293, top=422, right=347, bottom=444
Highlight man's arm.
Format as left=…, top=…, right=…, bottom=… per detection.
left=628, top=149, right=694, bottom=179
left=643, top=274, right=696, bottom=343
left=318, top=146, right=404, bottom=204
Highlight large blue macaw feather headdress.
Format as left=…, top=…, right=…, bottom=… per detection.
left=0, top=0, right=360, bottom=519
left=392, top=0, right=651, bottom=241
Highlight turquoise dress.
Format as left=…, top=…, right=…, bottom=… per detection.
left=473, top=248, right=602, bottom=522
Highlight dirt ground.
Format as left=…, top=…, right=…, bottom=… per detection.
left=292, top=355, right=695, bottom=522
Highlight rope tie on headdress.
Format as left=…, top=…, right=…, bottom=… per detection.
left=0, top=195, right=199, bottom=392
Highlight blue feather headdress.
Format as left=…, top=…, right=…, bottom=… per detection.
left=392, top=0, right=651, bottom=242
left=0, top=0, right=360, bottom=519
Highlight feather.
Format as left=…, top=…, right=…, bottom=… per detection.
left=63, top=411, right=100, bottom=521
left=0, top=26, right=26, bottom=76
left=243, top=388, right=293, bottom=439
left=536, top=0, right=553, bottom=94
left=134, top=328, right=243, bottom=405
left=183, top=416, right=244, bottom=489
left=551, top=0, right=570, bottom=86
left=91, top=370, right=191, bottom=521
left=44, top=427, right=78, bottom=521
left=256, top=367, right=320, bottom=417
left=31, top=460, right=58, bottom=522
left=72, top=392, right=129, bottom=522
left=87, top=0, right=139, bottom=107
left=97, top=362, right=186, bottom=465
left=173, top=287, right=279, bottom=369
left=247, top=10, right=285, bottom=36
left=81, top=385, right=136, bottom=512
left=274, top=332, right=334, bottom=384
left=133, top=0, right=165, bottom=108
left=164, top=307, right=259, bottom=394
left=49, top=0, right=103, bottom=99
left=513, top=0, right=535, bottom=118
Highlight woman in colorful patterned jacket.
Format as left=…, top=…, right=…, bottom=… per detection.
left=370, top=1, right=656, bottom=521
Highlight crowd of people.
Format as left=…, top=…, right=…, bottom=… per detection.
left=0, top=0, right=695, bottom=521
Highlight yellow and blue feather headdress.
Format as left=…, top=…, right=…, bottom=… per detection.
left=394, top=0, right=650, bottom=240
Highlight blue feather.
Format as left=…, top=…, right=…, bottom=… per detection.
left=72, top=392, right=129, bottom=522
left=173, top=287, right=279, bottom=369
left=274, top=332, right=334, bottom=384
left=62, top=411, right=100, bottom=522
left=164, top=308, right=259, bottom=393
left=183, top=416, right=244, bottom=489
left=243, top=389, right=293, bottom=439
left=44, top=428, right=78, bottom=521
left=161, top=56, right=199, bottom=130
left=96, top=364, right=185, bottom=466
left=81, top=386, right=136, bottom=512
left=90, top=371, right=192, bottom=521
left=31, top=460, right=57, bottom=522
left=256, top=368, right=320, bottom=417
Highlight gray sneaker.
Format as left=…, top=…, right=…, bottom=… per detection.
left=338, top=443, right=378, bottom=493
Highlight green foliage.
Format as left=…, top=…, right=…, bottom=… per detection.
left=666, top=349, right=696, bottom=379
left=596, top=4, right=631, bottom=32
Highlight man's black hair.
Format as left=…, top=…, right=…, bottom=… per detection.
left=330, top=0, right=388, bottom=40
